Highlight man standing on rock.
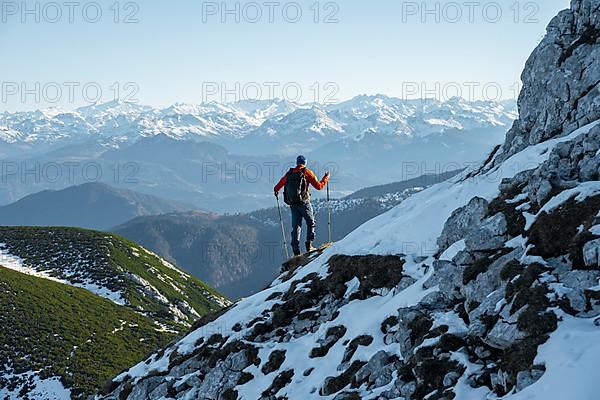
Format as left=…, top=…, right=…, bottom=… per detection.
left=274, top=155, right=330, bottom=256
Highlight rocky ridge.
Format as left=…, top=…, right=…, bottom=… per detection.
left=499, top=0, right=599, bottom=160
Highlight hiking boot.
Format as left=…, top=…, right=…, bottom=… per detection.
left=292, top=246, right=301, bottom=257
left=305, top=241, right=316, bottom=253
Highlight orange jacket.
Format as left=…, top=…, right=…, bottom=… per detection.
left=274, top=165, right=329, bottom=194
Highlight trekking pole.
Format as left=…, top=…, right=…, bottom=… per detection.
left=327, top=182, right=332, bottom=243
left=276, top=195, right=290, bottom=259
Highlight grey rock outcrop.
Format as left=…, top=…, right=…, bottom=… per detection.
left=583, top=239, right=600, bottom=267
left=355, top=351, right=394, bottom=387
left=437, top=197, right=489, bottom=252
left=524, top=124, right=600, bottom=206
left=423, top=260, right=463, bottom=301
left=485, top=307, right=528, bottom=349
left=516, top=368, right=545, bottom=392
left=464, top=213, right=508, bottom=252
left=499, top=0, right=600, bottom=161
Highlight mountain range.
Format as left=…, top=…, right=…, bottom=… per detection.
left=0, top=96, right=517, bottom=155
left=0, top=96, right=515, bottom=213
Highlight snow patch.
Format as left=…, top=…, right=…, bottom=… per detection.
left=504, top=314, right=600, bottom=400
left=525, top=181, right=600, bottom=230
left=0, top=369, right=71, bottom=400
left=540, top=181, right=600, bottom=214
left=343, top=277, right=361, bottom=299
left=76, top=281, right=126, bottom=305
left=439, top=240, right=466, bottom=261
left=0, top=246, right=67, bottom=284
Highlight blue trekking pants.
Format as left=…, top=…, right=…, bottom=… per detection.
left=290, top=202, right=316, bottom=251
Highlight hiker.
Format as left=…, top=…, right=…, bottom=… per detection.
left=274, top=155, right=330, bottom=256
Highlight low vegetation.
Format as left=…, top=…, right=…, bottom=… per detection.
left=0, top=266, right=173, bottom=398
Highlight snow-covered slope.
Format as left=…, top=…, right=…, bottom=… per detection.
left=100, top=1, right=600, bottom=399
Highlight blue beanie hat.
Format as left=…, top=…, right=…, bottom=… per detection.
left=296, top=155, right=307, bottom=165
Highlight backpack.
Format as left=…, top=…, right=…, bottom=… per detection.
left=283, top=168, right=309, bottom=206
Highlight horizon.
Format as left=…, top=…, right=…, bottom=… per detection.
left=0, top=93, right=520, bottom=114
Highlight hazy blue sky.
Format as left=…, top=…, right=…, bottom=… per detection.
left=0, top=0, right=570, bottom=111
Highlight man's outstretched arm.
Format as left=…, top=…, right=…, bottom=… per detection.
left=306, top=169, right=330, bottom=190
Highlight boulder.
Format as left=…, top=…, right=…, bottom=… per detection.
left=464, top=213, right=508, bottom=252
left=128, top=376, right=164, bottom=400
left=583, top=239, right=600, bottom=267
left=463, top=250, right=523, bottom=305
left=516, top=368, right=545, bottom=392
left=437, top=197, right=489, bottom=253
left=485, top=307, right=528, bottom=349
left=355, top=350, right=393, bottom=386
left=424, top=260, right=463, bottom=301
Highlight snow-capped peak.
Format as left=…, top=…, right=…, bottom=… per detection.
left=0, top=96, right=517, bottom=149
